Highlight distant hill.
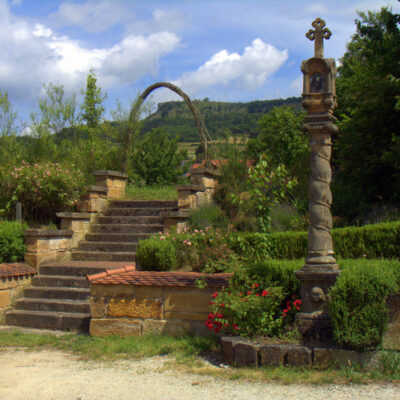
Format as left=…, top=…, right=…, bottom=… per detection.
left=140, top=97, right=302, bottom=142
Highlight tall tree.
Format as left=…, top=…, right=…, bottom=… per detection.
left=333, top=8, right=400, bottom=219
left=81, top=68, right=106, bottom=130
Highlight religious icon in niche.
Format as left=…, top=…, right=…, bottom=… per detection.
left=310, top=73, right=325, bottom=93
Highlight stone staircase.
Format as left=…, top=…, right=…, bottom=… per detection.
left=5, top=200, right=178, bottom=332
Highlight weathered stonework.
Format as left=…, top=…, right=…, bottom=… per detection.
left=88, top=280, right=219, bottom=337
left=24, top=229, right=73, bottom=268
left=93, top=170, right=128, bottom=200
left=295, top=18, right=340, bottom=341
left=77, top=186, right=108, bottom=213
left=56, top=212, right=94, bottom=248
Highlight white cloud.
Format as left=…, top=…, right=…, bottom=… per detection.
left=290, top=75, right=303, bottom=94
left=0, top=1, right=180, bottom=106
left=152, top=38, right=288, bottom=104
left=48, top=1, right=135, bottom=34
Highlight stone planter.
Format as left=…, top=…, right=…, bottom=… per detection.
left=24, top=229, right=73, bottom=268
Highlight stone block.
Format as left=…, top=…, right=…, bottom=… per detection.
left=221, top=337, right=242, bottom=365
left=134, top=286, right=164, bottom=299
left=89, top=297, right=108, bottom=318
left=107, top=187, right=124, bottom=199
left=0, top=290, right=10, bottom=308
left=234, top=342, right=259, bottom=367
left=313, top=347, right=376, bottom=368
left=90, top=318, right=142, bottom=337
left=142, top=319, right=191, bottom=336
left=108, top=298, right=162, bottom=319
left=9, top=286, right=25, bottom=305
left=259, top=344, right=291, bottom=367
left=164, top=287, right=212, bottom=313
left=90, top=284, right=134, bottom=297
left=286, top=346, right=312, bottom=367
left=163, top=311, right=208, bottom=321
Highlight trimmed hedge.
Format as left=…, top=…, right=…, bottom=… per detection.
left=136, top=237, right=177, bottom=271
left=0, top=221, right=26, bottom=263
left=329, top=260, right=400, bottom=350
left=228, top=221, right=400, bottom=259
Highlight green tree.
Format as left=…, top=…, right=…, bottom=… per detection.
left=130, top=128, right=188, bottom=185
left=0, top=89, right=21, bottom=167
left=334, top=8, right=400, bottom=220
left=247, top=106, right=308, bottom=211
left=81, top=68, right=106, bottom=129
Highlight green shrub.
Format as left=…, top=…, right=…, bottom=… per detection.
left=136, top=237, right=177, bottom=271
left=227, top=221, right=400, bottom=260
left=206, top=285, right=290, bottom=337
left=188, top=204, right=229, bottom=231
left=329, top=260, right=400, bottom=350
left=0, top=162, right=86, bottom=223
left=0, top=221, right=26, bottom=262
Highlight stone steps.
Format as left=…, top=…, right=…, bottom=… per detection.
left=6, top=310, right=90, bottom=331
left=14, top=298, right=90, bottom=313
left=72, top=251, right=136, bottom=262
left=103, top=207, right=176, bottom=217
left=5, top=199, right=177, bottom=332
left=91, top=224, right=163, bottom=234
left=78, top=241, right=138, bottom=253
left=85, top=233, right=149, bottom=242
left=97, top=216, right=163, bottom=225
left=23, top=286, right=89, bottom=301
left=32, top=275, right=88, bottom=288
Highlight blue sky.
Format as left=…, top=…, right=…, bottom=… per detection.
left=1, top=0, right=399, bottom=122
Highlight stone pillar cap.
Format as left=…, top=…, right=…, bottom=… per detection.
left=24, top=229, right=73, bottom=237
left=93, top=170, right=128, bottom=179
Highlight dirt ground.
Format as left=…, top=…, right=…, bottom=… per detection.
left=0, top=348, right=399, bottom=400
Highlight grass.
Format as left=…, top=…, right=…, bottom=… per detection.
left=1, top=331, right=400, bottom=384
left=124, top=185, right=178, bottom=201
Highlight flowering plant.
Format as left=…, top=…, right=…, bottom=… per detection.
left=205, top=282, right=301, bottom=337
left=0, top=161, right=86, bottom=223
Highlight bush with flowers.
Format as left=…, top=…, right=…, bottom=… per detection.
left=205, top=283, right=301, bottom=337
left=0, top=161, right=86, bottom=223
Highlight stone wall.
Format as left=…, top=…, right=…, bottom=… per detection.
left=90, top=284, right=215, bottom=337
left=0, top=263, right=36, bottom=323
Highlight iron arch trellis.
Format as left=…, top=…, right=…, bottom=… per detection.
left=122, top=82, right=212, bottom=172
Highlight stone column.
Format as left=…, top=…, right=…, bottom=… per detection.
left=295, top=18, right=340, bottom=341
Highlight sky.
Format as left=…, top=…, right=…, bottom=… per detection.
left=1, top=0, right=400, bottom=123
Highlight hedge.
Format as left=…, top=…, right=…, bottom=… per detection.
left=0, top=221, right=26, bottom=263
left=228, top=221, right=400, bottom=260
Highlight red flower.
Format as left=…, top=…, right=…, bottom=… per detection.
left=254, top=283, right=259, bottom=288
left=233, top=324, right=239, bottom=331
left=212, top=292, right=218, bottom=299
left=209, top=301, right=214, bottom=305
left=220, top=303, right=225, bottom=308
left=224, top=323, right=229, bottom=327
left=247, top=290, right=252, bottom=295
left=208, top=313, right=214, bottom=319
left=216, top=313, right=223, bottom=319
left=261, top=290, right=269, bottom=297
left=256, top=294, right=260, bottom=297
left=239, top=292, right=243, bottom=296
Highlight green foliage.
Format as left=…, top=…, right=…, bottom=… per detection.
left=0, top=162, right=86, bottom=223
left=329, top=260, right=400, bottom=350
left=188, top=204, right=229, bottom=231
left=231, top=259, right=301, bottom=298
left=206, top=285, right=289, bottom=337
left=130, top=128, right=188, bottom=185
left=247, top=106, right=308, bottom=212
left=124, top=184, right=178, bottom=201
left=334, top=8, right=400, bottom=218
left=81, top=68, right=106, bottom=130
left=233, top=155, right=297, bottom=232
left=136, top=237, right=177, bottom=271
left=0, top=221, right=26, bottom=262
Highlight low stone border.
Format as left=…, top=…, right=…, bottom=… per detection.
left=56, top=212, right=94, bottom=248
left=220, top=336, right=378, bottom=368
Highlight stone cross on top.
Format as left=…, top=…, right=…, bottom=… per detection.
left=306, top=18, right=331, bottom=58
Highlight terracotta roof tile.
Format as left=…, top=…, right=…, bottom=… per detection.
left=0, top=263, right=36, bottom=278
left=88, top=268, right=231, bottom=288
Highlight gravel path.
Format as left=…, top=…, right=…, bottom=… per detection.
left=0, top=348, right=399, bottom=400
